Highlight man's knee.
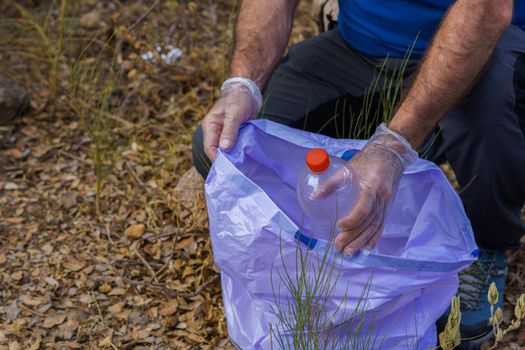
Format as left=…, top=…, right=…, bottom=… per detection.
left=192, top=124, right=211, bottom=179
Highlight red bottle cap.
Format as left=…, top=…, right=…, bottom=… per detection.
left=306, top=148, right=330, bottom=173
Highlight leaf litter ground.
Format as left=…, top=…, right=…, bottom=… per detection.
left=0, top=1, right=524, bottom=349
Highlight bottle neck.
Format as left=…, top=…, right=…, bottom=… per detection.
left=309, top=161, right=331, bottom=175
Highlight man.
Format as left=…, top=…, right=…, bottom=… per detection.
left=193, top=0, right=525, bottom=347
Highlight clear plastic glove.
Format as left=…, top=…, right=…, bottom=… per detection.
left=202, top=77, right=262, bottom=160
left=332, top=123, right=418, bottom=257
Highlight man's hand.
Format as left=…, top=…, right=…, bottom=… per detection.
left=201, top=0, right=299, bottom=160
left=334, top=124, right=418, bottom=257
left=202, top=80, right=261, bottom=160
left=335, top=0, right=512, bottom=257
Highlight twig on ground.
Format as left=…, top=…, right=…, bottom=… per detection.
left=154, top=229, right=181, bottom=278
left=19, top=303, right=46, bottom=317
left=133, top=244, right=159, bottom=283
left=125, top=161, right=148, bottom=189
left=58, top=149, right=91, bottom=165
left=90, top=291, right=109, bottom=326
left=114, top=259, right=164, bottom=267
left=148, top=124, right=179, bottom=136
left=105, top=224, right=115, bottom=245
left=121, top=339, right=152, bottom=350
left=122, top=274, right=220, bottom=299
left=129, top=0, right=160, bottom=31
left=170, top=274, right=220, bottom=298
left=116, top=77, right=145, bottom=117
left=166, top=18, right=180, bottom=46
left=138, top=229, right=180, bottom=242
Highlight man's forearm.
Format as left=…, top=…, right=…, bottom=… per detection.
left=389, top=0, right=513, bottom=150
left=229, top=0, right=298, bottom=89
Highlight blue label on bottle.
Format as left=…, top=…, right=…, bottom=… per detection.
left=295, top=230, right=317, bottom=250
left=341, top=150, right=358, bottom=161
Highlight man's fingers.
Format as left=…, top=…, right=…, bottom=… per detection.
left=364, top=221, right=385, bottom=251
left=363, top=206, right=387, bottom=251
left=336, top=190, right=375, bottom=232
left=219, top=99, right=253, bottom=150
left=202, top=116, right=223, bottom=160
left=342, top=211, right=384, bottom=257
left=334, top=200, right=377, bottom=251
left=313, top=168, right=347, bottom=199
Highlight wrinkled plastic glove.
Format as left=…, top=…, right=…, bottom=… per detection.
left=202, top=77, right=262, bottom=160
left=334, top=123, right=418, bottom=257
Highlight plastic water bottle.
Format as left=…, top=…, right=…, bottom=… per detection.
left=296, top=148, right=359, bottom=241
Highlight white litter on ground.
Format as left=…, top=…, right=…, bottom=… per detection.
left=140, top=45, right=182, bottom=65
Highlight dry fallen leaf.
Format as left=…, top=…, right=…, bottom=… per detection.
left=61, top=192, right=78, bottom=210
left=45, top=276, right=59, bottom=287
left=42, top=313, right=67, bottom=329
left=7, top=148, right=23, bottom=159
left=185, top=333, right=206, bottom=343
left=8, top=341, right=20, bottom=350
left=79, top=294, right=94, bottom=304
left=11, top=271, right=23, bottom=281
left=125, top=224, right=146, bottom=239
left=176, top=237, right=198, bottom=254
left=98, top=336, right=113, bottom=347
left=108, top=301, right=126, bottom=314
left=19, top=295, right=42, bottom=306
left=4, top=302, right=20, bottom=321
left=28, top=336, right=41, bottom=350
left=159, top=299, right=179, bottom=316
left=62, top=256, right=86, bottom=272
left=61, top=319, right=80, bottom=340
left=5, top=217, right=23, bottom=224
left=108, top=287, right=126, bottom=296
left=182, top=265, right=194, bottom=278
left=65, top=342, right=82, bottom=349
left=98, top=282, right=112, bottom=293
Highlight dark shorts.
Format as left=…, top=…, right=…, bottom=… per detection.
left=193, top=27, right=525, bottom=249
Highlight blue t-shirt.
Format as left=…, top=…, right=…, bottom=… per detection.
left=338, top=0, right=525, bottom=58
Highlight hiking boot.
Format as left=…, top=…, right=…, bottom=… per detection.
left=437, top=249, right=508, bottom=350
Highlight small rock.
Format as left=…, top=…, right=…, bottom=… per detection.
left=0, top=76, right=29, bottom=124
left=4, top=182, right=18, bottom=190
left=175, top=322, right=187, bottom=329
left=125, top=224, right=145, bottom=239
left=174, top=167, right=204, bottom=211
